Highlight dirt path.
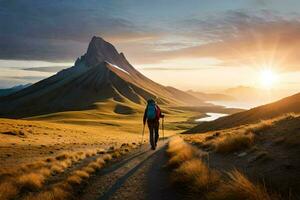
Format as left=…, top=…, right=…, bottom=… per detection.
left=77, top=139, right=182, bottom=200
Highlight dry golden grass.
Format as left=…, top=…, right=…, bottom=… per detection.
left=168, top=145, right=197, bottom=167
left=167, top=137, right=200, bottom=166
left=0, top=129, right=139, bottom=200
left=184, top=113, right=300, bottom=155
left=0, top=181, right=18, bottom=200
left=50, top=164, right=65, bottom=174
left=85, top=150, right=97, bottom=157
left=82, top=166, right=95, bottom=174
left=18, top=172, right=45, bottom=190
left=172, top=158, right=220, bottom=191
left=73, top=170, right=89, bottom=179
left=167, top=137, right=202, bottom=167
left=45, top=157, right=56, bottom=163
left=88, top=161, right=103, bottom=170
left=207, top=170, right=276, bottom=200
left=40, top=155, right=107, bottom=199
left=214, top=132, right=254, bottom=153
left=96, top=157, right=105, bottom=166
left=242, top=113, right=298, bottom=136
left=38, top=168, right=51, bottom=177
left=168, top=137, right=220, bottom=193
left=59, top=160, right=73, bottom=169
left=97, top=148, right=106, bottom=154
left=102, top=154, right=112, bottom=161
left=0, top=149, right=109, bottom=200
left=212, top=114, right=299, bottom=154
left=21, top=147, right=129, bottom=200
left=24, top=183, right=71, bottom=200
left=55, top=153, right=68, bottom=161
left=167, top=137, right=275, bottom=200
left=66, top=175, right=82, bottom=185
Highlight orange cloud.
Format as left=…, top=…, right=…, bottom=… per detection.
left=133, top=12, right=300, bottom=72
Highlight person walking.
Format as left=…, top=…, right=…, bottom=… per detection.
left=143, top=99, right=164, bottom=150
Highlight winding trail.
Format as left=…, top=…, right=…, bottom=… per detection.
left=78, top=140, right=182, bottom=200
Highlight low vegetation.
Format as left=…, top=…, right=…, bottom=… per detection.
left=208, top=170, right=274, bottom=200
left=214, top=132, right=254, bottom=153
left=0, top=142, right=137, bottom=200
left=185, top=113, right=299, bottom=154
left=167, top=137, right=277, bottom=200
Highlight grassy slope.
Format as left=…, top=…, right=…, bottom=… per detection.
left=167, top=137, right=276, bottom=200
left=184, top=114, right=300, bottom=199
left=0, top=99, right=199, bottom=169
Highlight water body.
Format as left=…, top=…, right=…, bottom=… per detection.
left=196, top=112, right=228, bottom=122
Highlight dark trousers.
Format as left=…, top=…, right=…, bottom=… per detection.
left=147, top=120, right=159, bottom=148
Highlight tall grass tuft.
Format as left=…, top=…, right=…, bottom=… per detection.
left=167, top=137, right=276, bottom=200
left=207, top=170, right=277, bottom=200
left=214, top=133, right=254, bottom=153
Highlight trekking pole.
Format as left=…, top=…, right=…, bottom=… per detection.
left=162, top=117, right=165, bottom=142
left=141, top=124, right=145, bottom=145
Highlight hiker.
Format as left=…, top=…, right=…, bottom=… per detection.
left=143, top=99, right=164, bottom=150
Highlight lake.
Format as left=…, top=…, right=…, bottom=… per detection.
left=195, top=112, right=228, bottom=122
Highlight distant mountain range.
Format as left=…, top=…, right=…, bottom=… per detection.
left=185, top=92, right=300, bottom=133
left=0, top=36, right=204, bottom=118
left=187, top=86, right=287, bottom=105
left=223, top=85, right=286, bottom=103
left=187, top=90, right=235, bottom=102
left=0, top=84, right=31, bottom=97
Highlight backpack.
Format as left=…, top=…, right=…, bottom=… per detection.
left=147, top=101, right=157, bottom=120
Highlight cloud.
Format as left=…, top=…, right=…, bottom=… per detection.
left=138, top=66, right=212, bottom=71
left=148, top=10, right=300, bottom=72
left=0, top=0, right=160, bottom=61
left=1, top=0, right=300, bottom=74
left=3, top=76, right=47, bottom=81
left=23, top=66, right=67, bottom=72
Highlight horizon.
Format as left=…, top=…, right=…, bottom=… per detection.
left=1, top=0, right=300, bottom=99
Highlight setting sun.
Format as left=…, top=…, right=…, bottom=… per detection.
left=260, top=69, right=279, bottom=89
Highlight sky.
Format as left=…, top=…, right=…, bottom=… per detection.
left=0, top=0, right=300, bottom=96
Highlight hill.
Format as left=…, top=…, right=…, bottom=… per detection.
left=183, top=114, right=300, bottom=198
left=187, top=90, right=235, bottom=101
left=0, top=84, right=31, bottom=97
left=185, top=92, right=300, bottom=133
left=0, top=36, right=204, bottom=118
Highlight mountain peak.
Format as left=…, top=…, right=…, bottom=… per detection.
left=85, top=36, right=121, bottom=67
left=89, top=36, right=107, bottom=47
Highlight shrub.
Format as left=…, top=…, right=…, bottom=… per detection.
left=66, top=175, right=82, bottom=185
left=167, top=138, right=275, bottom=200
left=83, top=166, right=95, bottom=174
left=172, top=158, right=220, bottom=191
left=18, top=173, right=45, bottom=191
left=102, top=154, right=112, bottom=161
left=207, top=170, right=275, bottom=200
left=24, top=184, right=70, bottom=200
left=73, top=170, right=89, bottom=179
left=214, top=133, right=254, bottom=153
left=50, top=164, right=65, bottom=174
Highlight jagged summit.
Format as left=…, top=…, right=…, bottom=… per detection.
left=83, top=36, right=133, bottom=73
left=86, top=37, right=118, bottom=66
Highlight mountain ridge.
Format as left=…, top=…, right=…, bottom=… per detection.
left=0, top=84, right=31, bottom=97
left=0, top=36, right=204, bottom=118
